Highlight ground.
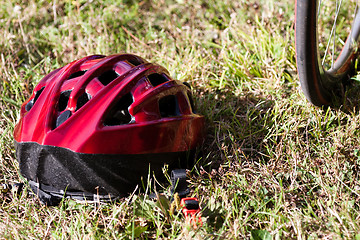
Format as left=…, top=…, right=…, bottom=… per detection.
left=1, top=0, right=360, bottom=239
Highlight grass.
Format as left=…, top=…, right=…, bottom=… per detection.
left=1, top=0, right=360, bottom=239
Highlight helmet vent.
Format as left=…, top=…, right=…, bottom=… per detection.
left=148, top=73, right=169, bottom=87
left=159, top=95, right=179, bottom=118
left=127, top=58, right=143, bottom=66
left=68, top=70, right=87, bottom=80
left=76, top=92, right=91, bottom=111
left=58, top=90, right=71, bottom=112
left=98, top=70, right=119, bottom=86
left=104, top=93, right=133, bottom=126
left=25, top=87, right=45, bottom=111
left=55, top=110, right=72, bottom=128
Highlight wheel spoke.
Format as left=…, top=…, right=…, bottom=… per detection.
left=319, top=0, right=359, bottom=71
left=321, top=0, right=343, bottom=68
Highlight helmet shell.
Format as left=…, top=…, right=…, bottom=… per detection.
left=14, top=54, right=204, bottom=200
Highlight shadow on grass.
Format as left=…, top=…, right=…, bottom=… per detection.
left=340, top=81, right=360, bottom=112
left=193, top=87, right=275, bottom=230
left=196, top=87, right=275, bottom=170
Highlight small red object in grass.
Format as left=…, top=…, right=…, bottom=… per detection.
left=180, top=197, right=202, bottom=229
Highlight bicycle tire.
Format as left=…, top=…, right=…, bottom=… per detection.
left=295, top=0, right=360, bottom=106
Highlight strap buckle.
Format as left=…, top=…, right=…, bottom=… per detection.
left=180, top=197, right=202, bottom=229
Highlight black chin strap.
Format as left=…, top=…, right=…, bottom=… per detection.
left=25, top=169, right=191, bottom=206
left=170, top=169, right=190, bottom=200
left=28, top=180, right=118, bottom=206
left=11, top=169, right=195, bottom=210
left=170, top=169, right=202, bottom=228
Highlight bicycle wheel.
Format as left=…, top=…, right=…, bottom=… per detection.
left=295, top=0, right=360, bottom=106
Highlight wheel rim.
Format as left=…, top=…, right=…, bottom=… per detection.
left=317, top=0, right=360, bottom=80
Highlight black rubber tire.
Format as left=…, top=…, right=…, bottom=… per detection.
left=295, top=0, right=360, bottom=106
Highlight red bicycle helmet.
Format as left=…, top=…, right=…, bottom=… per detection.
left=14, top=54, right=204, bottom=204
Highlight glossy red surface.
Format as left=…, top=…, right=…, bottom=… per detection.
left=14, top=54, right=205, bottom=154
